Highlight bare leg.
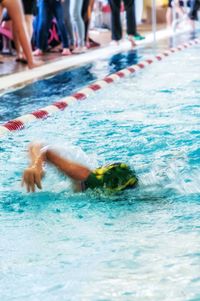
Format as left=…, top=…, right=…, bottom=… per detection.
left=25, top=15, right=33, bottom=40
left=0, top=5, right=2, bottom=20
left=14, top=15, right=34, bottom=60
left=166, top=8, right=173, bottom=28
left=12, top=22, right=23, bottom=59
left=3, top=0, right=42, bottom=68
left=0, top=4, right=3, bottom=61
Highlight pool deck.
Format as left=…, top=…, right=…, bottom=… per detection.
left=0, top=23, right=192, bottom=94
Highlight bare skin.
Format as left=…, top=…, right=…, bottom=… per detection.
left=14, top=14, right=34, bottom=61
left=1, top=0, right=43, bottom=68
left=22, top=143, right=91, bottom=193
left=0, top=6, right=2, bottom=21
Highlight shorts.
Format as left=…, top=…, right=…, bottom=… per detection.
left=1, top=0, right=36, bottom=21
left=168, top=0, right=191, bottom=7
left=22, top=0, right=36, bottom=15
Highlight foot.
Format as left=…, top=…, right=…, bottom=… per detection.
left=28, top=60, right=44, bottom=69
left=62, top=48, right=71, bottom=56
left=69, top=45, right=75, bottom=52
left=33, top=49, right=44, bottom=56
left=72, top=47, right=87, bottom=54
left=127, top=35, right=137, bottom=47
left=86, top=38, right=100, bottom=49
left=110, top=40, right=120, bottom=46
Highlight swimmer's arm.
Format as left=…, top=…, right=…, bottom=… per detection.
left=22, top=143, right=91, bottom=192
left=28, top=142, right=45, bottom=166
left=22, top=143, right=46, bottom=192
left=46, top=149, right=91, bottom=181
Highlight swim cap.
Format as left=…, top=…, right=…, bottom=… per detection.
left=85, top=162, right=138, bottom=191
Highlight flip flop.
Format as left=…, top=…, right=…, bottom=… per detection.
left=15, top=58, right=28, bottom=64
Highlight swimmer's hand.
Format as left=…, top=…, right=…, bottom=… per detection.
left=22, top=166, right=44, bottom=193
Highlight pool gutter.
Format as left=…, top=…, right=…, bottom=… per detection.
left=0, top=28, right=191, bottom=94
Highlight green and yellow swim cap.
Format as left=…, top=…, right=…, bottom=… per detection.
left=84, top=162, right=138, bottom=192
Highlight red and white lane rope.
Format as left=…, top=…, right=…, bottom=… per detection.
left=0, top=38, right=200, bottom=137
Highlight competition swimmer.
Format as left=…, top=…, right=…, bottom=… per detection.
left=22, top=142, right=138, bottom=193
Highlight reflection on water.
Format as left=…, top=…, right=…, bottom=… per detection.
left=0, top=50, right=140, bottom=123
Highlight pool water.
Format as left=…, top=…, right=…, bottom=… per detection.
left=0, top=32, right=187, bottom=123
left=0, top=44, right=200, bottom=301
left=0, top=50, right=141, bottom=123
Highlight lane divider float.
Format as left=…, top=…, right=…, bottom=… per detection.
left=0, top=38, right=200, bottom=137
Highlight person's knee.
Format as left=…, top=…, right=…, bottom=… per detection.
left=72, top=10, right=80, bottom=22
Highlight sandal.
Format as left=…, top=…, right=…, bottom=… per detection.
left=15, top=57, right=28, bottom=64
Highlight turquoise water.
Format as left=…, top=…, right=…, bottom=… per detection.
left=0, top=46, right=200, bottom=301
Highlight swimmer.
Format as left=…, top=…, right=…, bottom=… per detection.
left=22, top=142, right=138, bottom=193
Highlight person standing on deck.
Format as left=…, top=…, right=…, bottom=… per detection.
left=0, top=0, right=42, bottom=68
left=62, top=0, right=75, bottom=51
left=34, top=0, right=71, bottom=56
left=108, top=0, right=145, bottom=47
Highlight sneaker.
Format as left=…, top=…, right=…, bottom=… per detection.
left=133, top=33, right=145, bottom=41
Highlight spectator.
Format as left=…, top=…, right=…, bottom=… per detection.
left=34, top=0, right=71, bottom=56
left=82, top=0, right=100, bottom=48
left=70, top=0, right=86, bottom=53
left=188, top=0, right=200, bottom=22
left=62, top=0, right=74, bottom=51
left=166, top=0, right=192, bottom=28
left=0, top=0, right=41, bottom=68
left=108, top=0, right=145, bottom=47
left=14, top=0, right=36, bottom=63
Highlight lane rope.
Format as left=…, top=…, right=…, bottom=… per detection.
left=0, top=38, right=200, bottom=137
